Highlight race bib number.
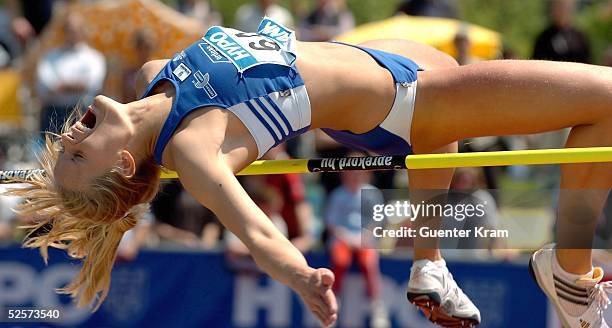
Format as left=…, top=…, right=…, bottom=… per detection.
left=257, top=17, right=296, bottom=53
left=202, top=25, right=296, bottom=73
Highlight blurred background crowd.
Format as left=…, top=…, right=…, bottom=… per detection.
left=0, top=0, right=611, bottom=324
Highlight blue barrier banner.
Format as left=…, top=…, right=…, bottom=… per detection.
left=0, top=246, right=548, bottom=327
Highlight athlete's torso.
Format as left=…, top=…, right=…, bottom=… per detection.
left=296, top=42, right=399, bottom=133
left=142, top=19, right=417, bottom=165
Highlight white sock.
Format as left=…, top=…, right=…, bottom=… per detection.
left=434, top=259, right=447, bottom=267
left=412, top=259, right=446, bottom=268
left=552, top=253, right=594, bottom=317
left=412, top=259, right=433, bottom=268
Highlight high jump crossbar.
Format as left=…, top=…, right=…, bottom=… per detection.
left=2, top=147, right=612, bottom=183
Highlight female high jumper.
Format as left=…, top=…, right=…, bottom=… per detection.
left=8, top=18, right=611, bottom=327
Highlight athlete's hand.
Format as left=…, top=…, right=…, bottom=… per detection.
left=292, top=267, right=338, bottom=327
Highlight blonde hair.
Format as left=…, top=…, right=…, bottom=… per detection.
left=5, top=113, right=160, bottom=311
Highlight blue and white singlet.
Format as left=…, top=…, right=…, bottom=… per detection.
left=141, top=18, right=420, bottom=165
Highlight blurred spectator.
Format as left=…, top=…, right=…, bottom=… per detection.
left=0, top=46, right=9, bottom=69
left=234, top=0, right=294, bottom=32
left=325, top=160, right=389, bottom=327
left=299, top=0, right=354, bottom=42
left=177, top=0, right=222, bottom=27
left=152, top=181, right=201, bottom=248
left=117, top=210, right=154, bottom=261
left=152, top=179, right=223, bottom=250
left=533, top=0, right=591, bottom=63
left=453, top=27, right=479, bottom=65
left=36, top=12, right=106, bottom=134
left=396, top=0, right=457, bottom=18
left=225, top=186, right=287, bottom=273
left=446, top=168, right=499, bottom=248
left=261, top=144, right=314, bottom=252
left=154, top=221, right=201, bottom=248
left=120, top=29, right=157, bottom=102
left=446, top=167, right=519, bottom=260
left=500, top=45, right=520, bottom=60
left=0, top=7, right=22, bottom=66
left=6, top=0, right=55, bottom=45
left=178, top=190, right=223, bottom=249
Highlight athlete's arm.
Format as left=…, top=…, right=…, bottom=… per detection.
left=168, top=132, right=337, bottom=326
left=172, top=142, right=337, bottom=326
left=176, top=153, right=310, bottom=283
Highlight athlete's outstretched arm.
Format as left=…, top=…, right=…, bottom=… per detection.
left=169, top=135, right=337, bottom=326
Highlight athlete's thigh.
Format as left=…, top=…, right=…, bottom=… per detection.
left=410, top=60, right=611, bottom=153
left=359, top=39, right=458, bottom=70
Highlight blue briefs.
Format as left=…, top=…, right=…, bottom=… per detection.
left=321, top=42, right=420, bottom=156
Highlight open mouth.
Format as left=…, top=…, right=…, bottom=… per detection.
left=80, top=108, right=96, bottom=129
left=71, top=108, right=97, bottom=137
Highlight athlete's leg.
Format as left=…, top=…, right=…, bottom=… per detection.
left=412, top=60, right=612, bottom=272
left=556, top=127, right=610, bottom=273
left=406, top=143, right=481, bottom=327
left=407, top=143, right=457, bottom=261
left=358, top=40, right=482, bottom=326
left=413, top=60, right=612, bottom=327
left=412, top=60, right=611, bottom=151
left=358, top=39, right=460, bottom=261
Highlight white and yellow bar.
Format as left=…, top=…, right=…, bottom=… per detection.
left=404, top=147, right=612, bottom=169
left=157, top=147, right=612, bottom=179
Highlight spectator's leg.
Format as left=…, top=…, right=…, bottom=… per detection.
left=355, top=248, right=381, bottom=300
left=330, top=239, right=353, bottom=294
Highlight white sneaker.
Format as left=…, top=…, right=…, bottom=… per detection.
left=530, top=244, right=612, bottom=328
left=407, top=259, right=481, bottom=327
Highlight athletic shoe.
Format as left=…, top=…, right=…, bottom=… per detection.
left=407, top=259, right=481, bottom=327
left=530, top=244, right=612, bottom=328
